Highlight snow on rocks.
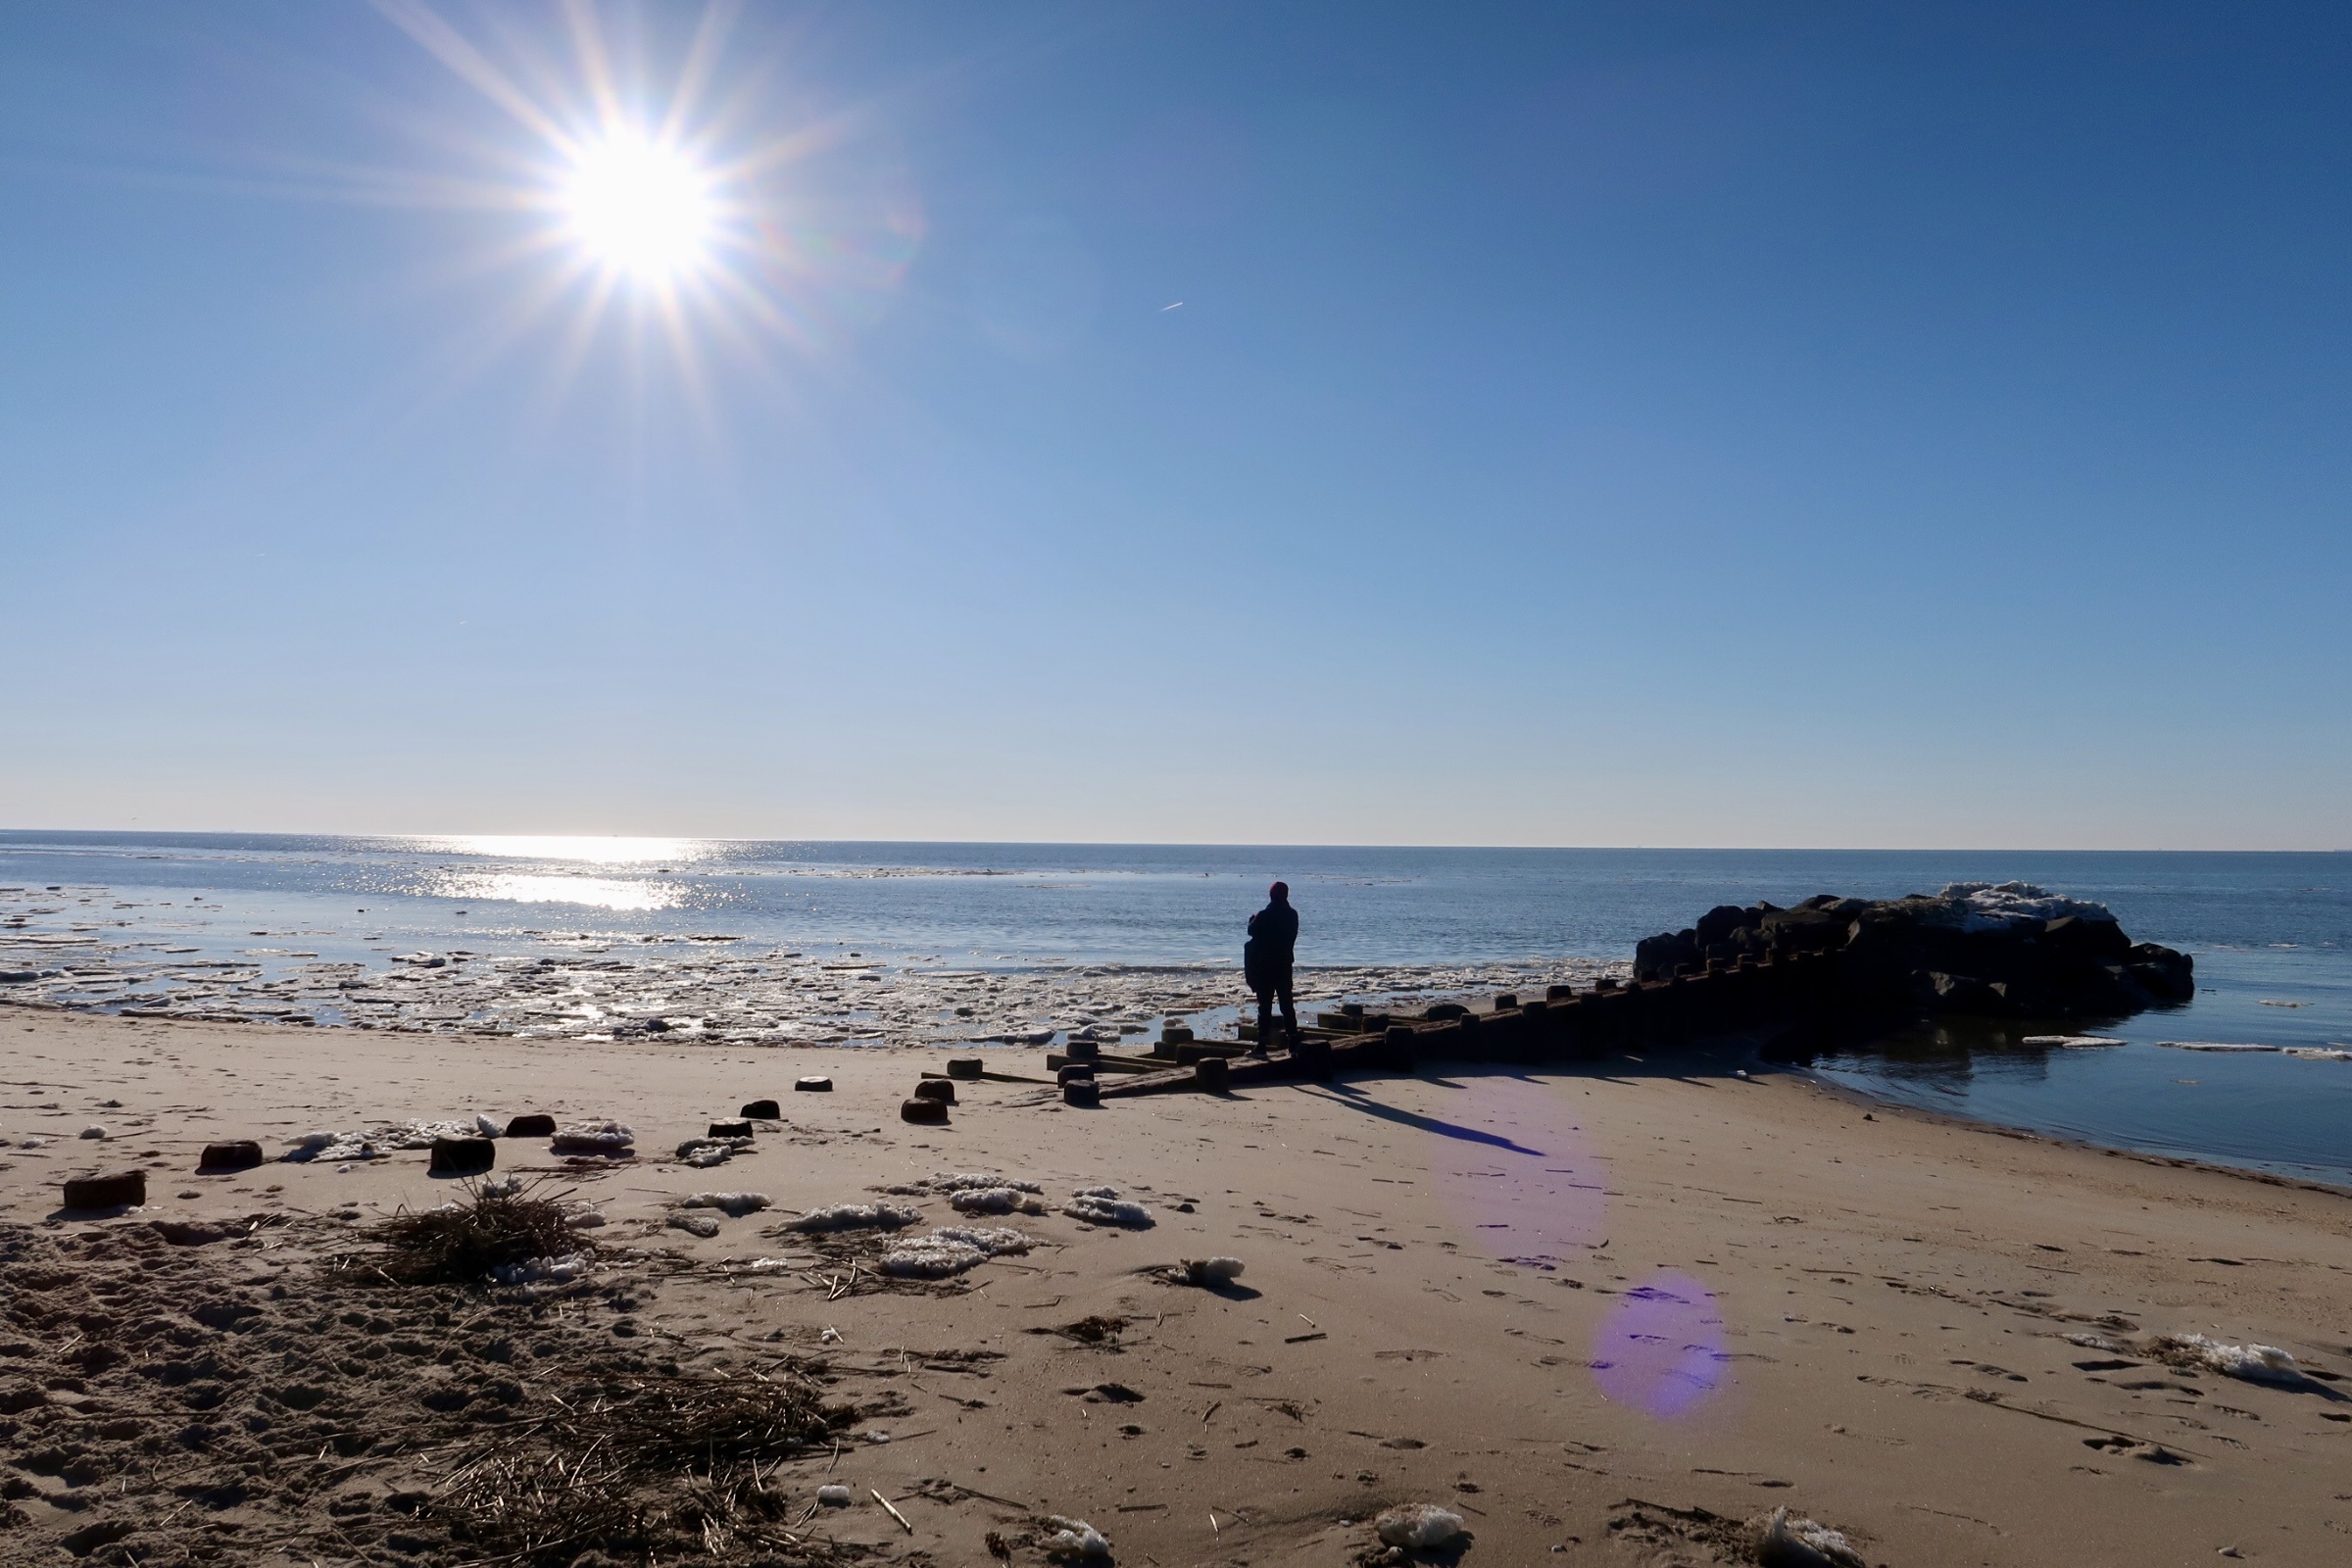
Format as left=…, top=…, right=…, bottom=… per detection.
left=778, top=1201, right=923, bottom=1235
left=550, top=1119, right=635, bottom=1153
left=683, top=1191, right=771, bottom=1216
left=1063, top=1185, right=1153, bottom=1228
left=1375, top=1503, right=1467, bottom=1549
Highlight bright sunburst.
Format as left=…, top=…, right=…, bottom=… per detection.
left=561, top=132, right=717, bottom=283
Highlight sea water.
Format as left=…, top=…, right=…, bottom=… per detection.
left=1, top=833, right=2345, bottom=1183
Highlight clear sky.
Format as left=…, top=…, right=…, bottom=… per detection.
left=3, top=2, right=2346, bottom=849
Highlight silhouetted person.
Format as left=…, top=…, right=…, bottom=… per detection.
left=1244, top=881, right=1299, bottom=1056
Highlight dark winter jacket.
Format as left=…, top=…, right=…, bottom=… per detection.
left=1244, top=900, right=1298, bottom=988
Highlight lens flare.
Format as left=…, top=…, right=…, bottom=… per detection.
left=562, top=132, right=717, bottom=281
left=1591, top=1272, right=1728, bottom=1419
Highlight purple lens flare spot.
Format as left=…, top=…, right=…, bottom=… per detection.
left=1591, top=1271, right=1726, bottom=1419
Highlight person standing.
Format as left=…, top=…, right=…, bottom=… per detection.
left=1244, top=881, right=1299, bottom=1055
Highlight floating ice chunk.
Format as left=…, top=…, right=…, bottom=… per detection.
left=551, top=1119, right=635, bottom=1152
left=2023, top=1035, right=2129, bottom=1049
left=684, top=1191, right=771, bottom=1216
left=2284, top=1048, right=2352, bottom=1061
left=2155, top=1042, right=2278, bottom=1053
left=780, top=1201, right=922, bottom=1234
left=1375, top=1503, right=1466, bottom=1549
left=1064, top=1187, right=1153, bottom=1227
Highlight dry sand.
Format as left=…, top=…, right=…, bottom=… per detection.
left=5, top=1004, right=2351, bottom=1567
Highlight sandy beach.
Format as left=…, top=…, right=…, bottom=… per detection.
left=6, top=1004, right=2351, bottom=1567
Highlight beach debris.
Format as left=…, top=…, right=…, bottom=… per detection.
left=1064, top=1186, right=1153, bottom=1228
left=2283, top=1047, right=2352, bottom=1060
left=902, top=1097, right=950, bottom=1124
left=817, top=1484, right=854, bottom=1506
left=741, top=1098, right=781, bottom=1118
left=1039, top=1515, right=1111, bottom=1559
left=795, top=1076, right=833, bottom=1092
left=819, top=1325, right=842, bottom=1343
left=779, top=1201, right=923, bottom=1235
left=675, top=1135, right=751, bottom=1168
left=914, top=1078, right=956, bottom=1105
left=1375, top=1503, right=1467, bottom=1550
left=683, top=1191, right=772, bottom=1216
left=2155, top=1042, right=2279, bottom=1053
left=1180, top=1256, right=1245, bottom=1286
left=2144, top=1333, right=2313, bottom=1386
left=504, top=1112, right=556, bottom=1137
left=339, top=1176, right=596, bottom=1286
left=488, top=1251, right=596, bottom=1289
left=667, top=1213, right=722, bottom=1239
left=952, top=1185, right=1049, bottom=1215
left=878, top=1225, right=1034, bottom=1278
left=430, top=1137, right=496, bottom=1176
left=63, top=1170, right=145, bottom=1209
left=285, top=1129, right=379, bottom=1163
left=196, top=1139, right=264, bottom=1173
left=474, top=1112, right=502, bottom=1137
left=1751, top=1505, right=1866, bottom=1568
left=551, top=1119, right=636, bottom=1154
left=78, top=1124, right=108, bottom=1140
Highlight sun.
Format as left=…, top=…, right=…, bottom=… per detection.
left=560, top=131, right=717, bottom=283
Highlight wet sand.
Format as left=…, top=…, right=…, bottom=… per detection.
left=6, top=1005, right=2352, bottom=1566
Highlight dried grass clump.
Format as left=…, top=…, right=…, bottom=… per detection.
left=436, top=1367, right=857, bottom=1564
left=336, top=1177, right=596, bottom=1287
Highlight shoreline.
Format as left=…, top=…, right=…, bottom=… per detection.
left=6, top=1008, right=2352, bottom=1565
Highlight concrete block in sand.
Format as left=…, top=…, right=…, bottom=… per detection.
left=504, top=1113, right=556, bottom=1138
left=196, top=1140, right=264, bottom=1174
left=1064, top=1038, right=1101, bottom=1062
left=794, top=1076, right=832, bottom=1093
left=1056, top=1063, right=1097, bottom=1086
left=706, top=1119, right=754, bottom=1140
left=740, top=1099, right=781, bottom=1119
left=1193, top=1055, right=1230, bottom=1092
left=901, top=1096, right=950, bottom=1124
left=945, top=1056, right=984, bottom=1080
left=429, top=1138, right=495, bottom=1176
left=1061, top=1077, right=1100, bottom=1107
left=912, top=1079, right=956, bottom=1105
left=64, top=1170, right=145, bottom=1209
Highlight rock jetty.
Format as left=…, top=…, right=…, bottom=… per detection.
left=1635, top=881, right=2192, bottom=1019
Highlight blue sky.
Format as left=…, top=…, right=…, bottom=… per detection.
left=2, top=2, right=2346, bottom=848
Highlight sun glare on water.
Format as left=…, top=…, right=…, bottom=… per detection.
left=562, top=132, right=717, bottom=282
